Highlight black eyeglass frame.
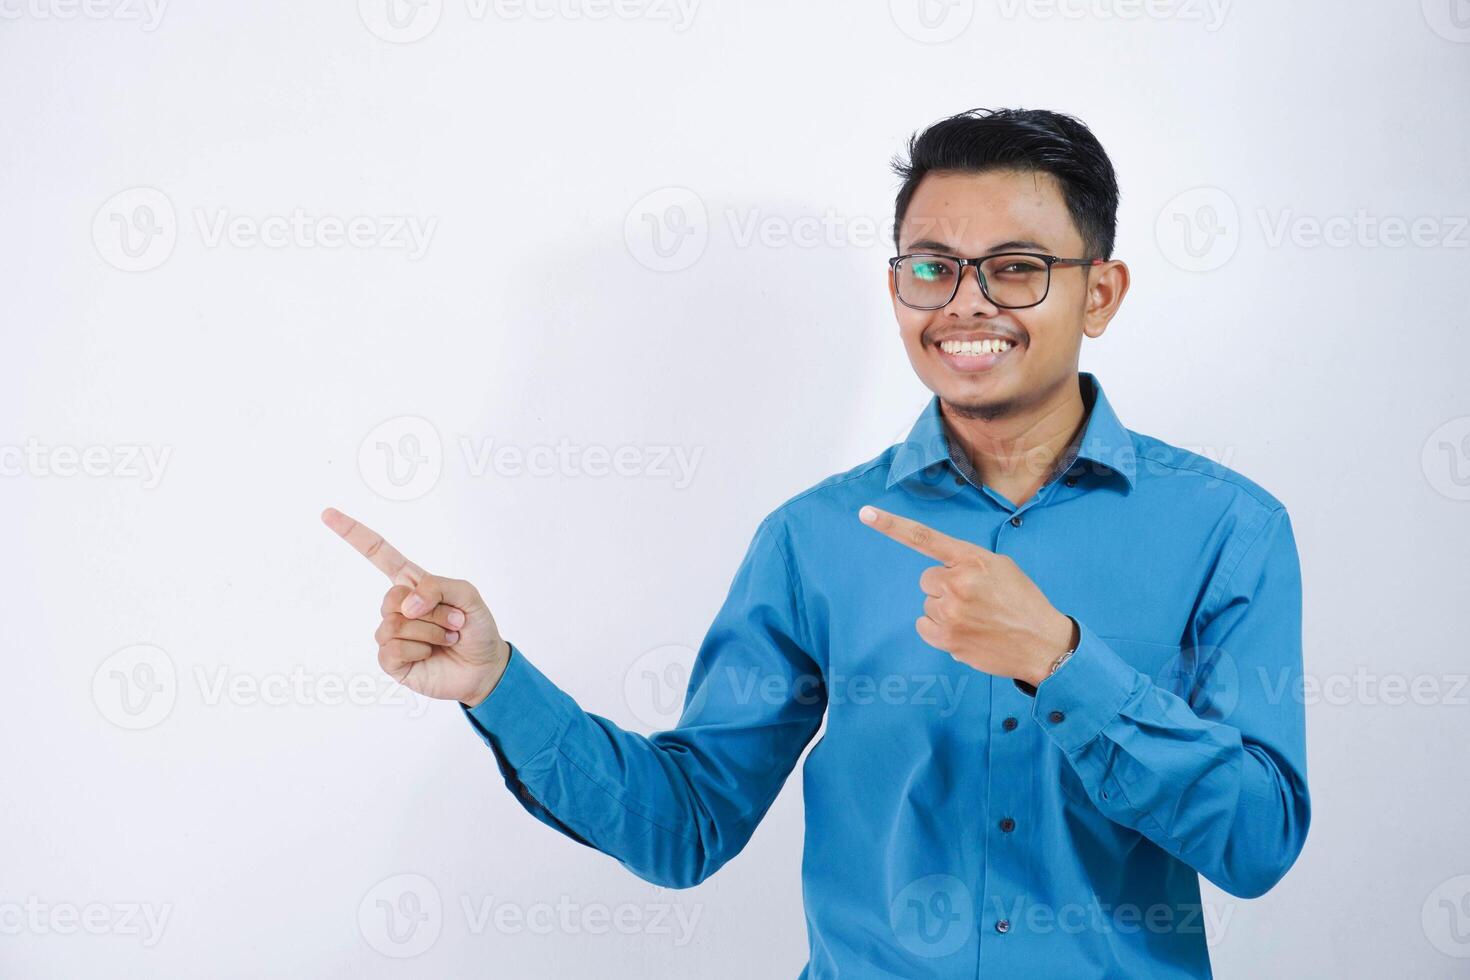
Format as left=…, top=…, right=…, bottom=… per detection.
left=887, top=251, right=1105, bottom=310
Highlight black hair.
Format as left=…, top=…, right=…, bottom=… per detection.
left=891, top=107, right=1119, bottom=259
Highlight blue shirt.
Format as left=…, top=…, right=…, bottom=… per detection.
left=461, top=371, right=1311, bottom=978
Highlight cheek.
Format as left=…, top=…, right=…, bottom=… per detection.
left=1013, top=312, right=1063, bottom=357
left=894, top=306, right=931, bottom=347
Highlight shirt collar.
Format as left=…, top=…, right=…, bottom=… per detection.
left=885, top=371, right=1137, bottom=492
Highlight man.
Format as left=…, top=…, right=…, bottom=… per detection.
left=324, top=107, right=1310, bottom=978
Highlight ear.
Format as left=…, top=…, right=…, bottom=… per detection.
left=1082, top=260, right=1130, bottom=339
left=887, top=263, right=897, bottom=302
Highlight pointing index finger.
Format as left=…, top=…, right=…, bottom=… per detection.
left=858, top=505, right=978, bottom=566
left=320, top=507, right=426, bottom=588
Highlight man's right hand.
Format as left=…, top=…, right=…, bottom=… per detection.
left=321, top=507, right=511, bottom=708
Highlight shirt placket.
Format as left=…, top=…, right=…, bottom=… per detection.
left=945, top=441, right=1083, bottom=972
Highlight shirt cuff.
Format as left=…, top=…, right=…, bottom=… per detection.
left=459, top=642, right=574, bottom=769
left=1028, top=618, right=1142, bottom=755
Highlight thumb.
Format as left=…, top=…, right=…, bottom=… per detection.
left=401, top=574, right=484, bottom=620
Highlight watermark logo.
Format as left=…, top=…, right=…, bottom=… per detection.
left=625, top=187, right=708, bottom=272
left=1423, top=874, right=1470, bottom=958
left=1422, top=0, right=1470, bottom=42
left=359, top=416, right=444, bottom=502
left=1156, top=186, right=1239, bottom=272
left=93, top=187, right=177, bottom=272
left=1422, top=416, right=1470, bottom=501
left=359, top=0, right=443, bottom=42
left=890, top=873, right=973, bottom=958
left=359, top=873, right=443, bottom=958
left=889, top=0, right=974, bottom=42
left=1156, top=643, right=1239, bottom=722
left=623, top=643, right=698, bottom=730
left=92, top=644, right=178, bottom=730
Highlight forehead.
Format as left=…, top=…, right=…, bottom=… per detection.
left=899, top=168, right=1080, bottom=253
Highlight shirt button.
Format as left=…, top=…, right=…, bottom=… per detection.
left=1048, top=710, right=1066, bottom=723
left=995, top=919, right=1011, bottom=934
left=999, top=817, right=1015, bottom=833
left=1009, top=515, right=1023, bottom=527
left=953, top=475, right=965, bottom=486
left=1064, top=476, right=1077, bottom=487
left=1002, top=716, right=1018, bottom=731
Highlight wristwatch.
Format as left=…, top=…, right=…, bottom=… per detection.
left=1013, top=614, right=1080, bottom=698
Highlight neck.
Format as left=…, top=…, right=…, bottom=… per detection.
left=941, top=373, right=1087, bottom=501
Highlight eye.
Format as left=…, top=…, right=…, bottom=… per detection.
left=910, top=260, right=954, bottom=281
left=992, top=259, right=1046, bottom=276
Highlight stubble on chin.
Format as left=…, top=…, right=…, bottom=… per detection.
left=943, top=395, right=1017, bottom=423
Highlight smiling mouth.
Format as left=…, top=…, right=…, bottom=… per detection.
left=938, top=338, right=1016, bottom=356
left=933, top=336, right=1021, bottom=373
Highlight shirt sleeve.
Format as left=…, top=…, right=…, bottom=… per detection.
left=458, top=514, right=827, bottom=890
left=1020, top=505, right=1311, bottom=899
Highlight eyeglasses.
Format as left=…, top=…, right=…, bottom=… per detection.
left=888, top=251, right=1104, bottom=310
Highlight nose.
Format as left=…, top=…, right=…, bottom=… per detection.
left=947, top=262, right=999, bottom=316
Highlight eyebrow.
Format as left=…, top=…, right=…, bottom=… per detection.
left=903, top=238, right=1050, bottom=254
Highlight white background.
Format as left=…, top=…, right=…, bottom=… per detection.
left=2, top=0, right=1468, bottom=976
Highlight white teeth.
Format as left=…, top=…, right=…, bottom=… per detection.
left=940, top=338, right=1013, bottom=356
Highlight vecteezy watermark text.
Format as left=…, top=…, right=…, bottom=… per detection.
left=358, top=416, right=705, bottom=501
left=0, top=439, right=171, bottom=489
left=93, top=187, right=438, bottom=272
left=358, top=873, right=703, bottom=958
left=0, top=897, right=172, bottom=947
